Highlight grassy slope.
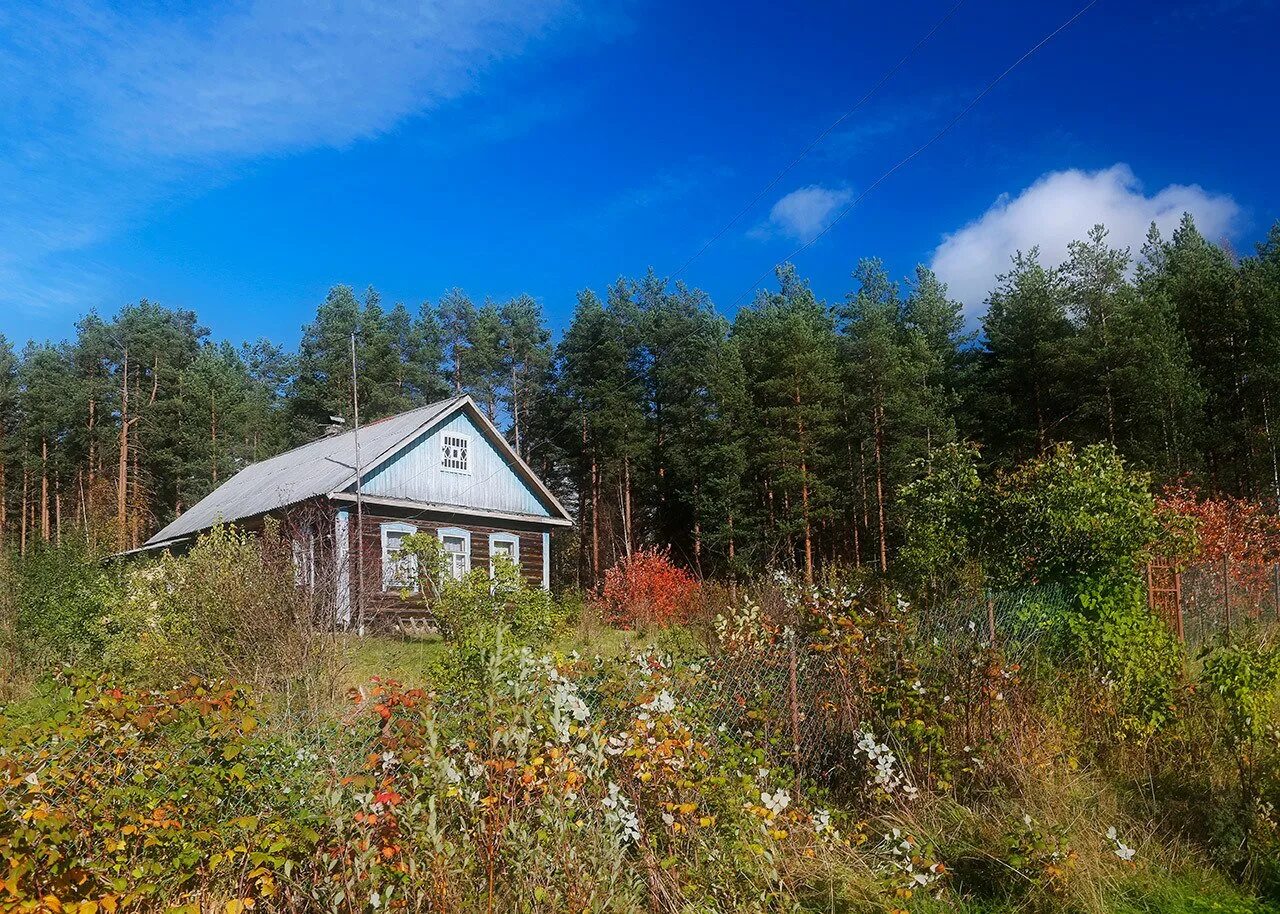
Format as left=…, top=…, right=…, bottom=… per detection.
left=336, top=627, right=1278, bottom=914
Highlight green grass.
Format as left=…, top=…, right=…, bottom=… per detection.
left=339, top=633, right=448, bottom=689
left=908, top=870, right=1279, bottom=914
left=339, top=622, right=706, bottom=690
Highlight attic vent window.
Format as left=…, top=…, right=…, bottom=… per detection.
left=442, top=433, right=470, bottom=473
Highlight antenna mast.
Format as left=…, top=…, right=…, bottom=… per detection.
left=350, top=332, right=367, bottom=636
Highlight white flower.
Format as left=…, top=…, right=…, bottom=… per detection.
left=644, top=690, right=676, bottom=714
left=602, top=782, right=642, bottom=844
left=761, top=789, right=791, bottom=814
left=1106, top=826, right=1136, bottom=862
left=440, top=758, right=463, bottom=785
left=813, top=808, right=832, bottom=834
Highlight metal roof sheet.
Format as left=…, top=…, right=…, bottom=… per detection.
left=145, top=396, right=463, bottom=545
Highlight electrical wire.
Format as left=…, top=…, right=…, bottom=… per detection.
left=729, top=0, right=1102, bottom=309
left=671, top=0, right=967, bottom=280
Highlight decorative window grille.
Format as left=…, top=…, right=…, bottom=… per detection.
left=442, top=434, right=470, bottom=473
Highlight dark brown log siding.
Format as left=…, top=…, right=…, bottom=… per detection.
left=348, top=507, right=551, bottom=623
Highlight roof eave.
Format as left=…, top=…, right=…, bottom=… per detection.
left=327, top=491, right=573, bottom=527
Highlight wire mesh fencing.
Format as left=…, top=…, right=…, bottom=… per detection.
left=1147, top=559, right=1280, bottom=648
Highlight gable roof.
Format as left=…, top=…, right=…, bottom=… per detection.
left=141, top=395, right=569, bottom=549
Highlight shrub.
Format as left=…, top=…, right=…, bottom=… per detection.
left=0, top=672, right=327, bottom=910
left=988, top=444, right=1164, bottom=588
left=897, top=441, right=987, bottom=601
left=1199, top=633, right=1280, bottom=892
left=597, top=547, right=701, bottom=628
left=102, top=523, right=341, bottom=704
left=1060, top=577, right=1183, bottom=737
left=0, top=540, right=115, bottom=670
left=392, top=531, right=574, bottom=682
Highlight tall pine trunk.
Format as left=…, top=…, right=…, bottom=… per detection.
left=727, top=509, right=737, bottom=602
left=40, top=438, right=49, bottom=542
left=117, top=349, right=130, bottom=551
left=622, top=454, right=633, bottom=559
left=873, top=397, right=888, bottom=574
left=795, top=384, right=814, bottom=585
left=591, top=449, right=601, bottom=586
left=20, top=468, right=29, bottom=555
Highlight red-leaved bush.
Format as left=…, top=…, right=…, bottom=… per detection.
left=597, top=547, right=701, bottom=628
left=1157, top=483, right=1280, bottom=592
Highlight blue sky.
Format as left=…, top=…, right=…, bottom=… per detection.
left=1, top=0, right=1277, bottom=348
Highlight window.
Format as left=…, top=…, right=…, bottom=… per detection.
left=292, top=530, right=316, bottom=589
left=441, top=433, right=470, bottom=473
left=381, top=522, right=418, bottom=591
left=489, top=533, right=520, bottom=575
left=438, top=528, right=471, bottom=580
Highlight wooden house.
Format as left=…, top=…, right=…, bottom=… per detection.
left=132, top=395, right=572, bottom=628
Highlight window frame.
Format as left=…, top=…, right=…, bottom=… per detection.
left=440, top=432, right=472, bottom=475
left=437, top=527, right=472, bottom=580
left=291, top=525, right=316, bottom=590
left=380, top=521, right=419, bottom=592
left=488, top=532, right=520, bottom=575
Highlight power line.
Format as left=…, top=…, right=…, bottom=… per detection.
left=671, top=0, right=967, bottom=281
left=729, top=0, right=1102, bottom=309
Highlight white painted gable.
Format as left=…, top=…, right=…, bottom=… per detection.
left=358, top=409, right=553, bottom=518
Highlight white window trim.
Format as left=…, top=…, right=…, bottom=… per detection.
left=381, top=521, right=419, bottom=592
left=437, top=527, right=472, bottom=579
left=292, top=532, right=316, bottom=589
left=488, top=532, right=520, bottom=574
left=440, top=432, right=472, bottom=475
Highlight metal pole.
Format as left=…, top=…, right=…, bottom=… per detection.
left=351, top=333, right=367, bottom=637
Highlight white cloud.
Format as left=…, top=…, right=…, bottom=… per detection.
left=752, top=185, right=854, bottom=243
left=0, top=0, right=605, bottom=317
left=930, top=164, right=1240, bottom=318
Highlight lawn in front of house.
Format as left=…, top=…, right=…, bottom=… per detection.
left=338, top=621, right=707, bottom=690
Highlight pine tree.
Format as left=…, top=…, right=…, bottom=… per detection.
left=1155, top=215, right=1251, bottom=493
left=733, top=265, right=840, bottom=582
left=0, top=336, right=16, bottom=549
left=498, top=295, right=552, bottom=458
left=978, top=249, right=1076, bottom=464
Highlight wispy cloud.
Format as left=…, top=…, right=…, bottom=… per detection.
left=0, top=0, right=607, bottom=317
left=751, top=185, right=854, bottom=243
left=930, top=164, right=1241, bottom=318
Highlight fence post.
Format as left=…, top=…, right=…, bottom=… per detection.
left=1223, top=551, right=1232, bottom=641
left=1274, top=563, right=1279, bottom=622
left=1174, top=569, right=1185, bottom=642
left=788, top=630, right=802, bottom=788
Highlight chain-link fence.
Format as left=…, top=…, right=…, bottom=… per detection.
left=1148, top=559, right=1280, bottom=648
